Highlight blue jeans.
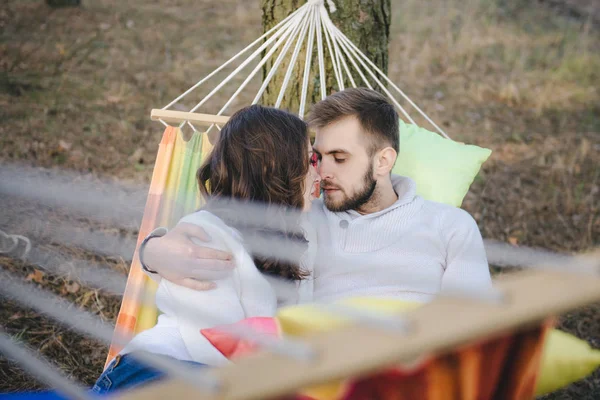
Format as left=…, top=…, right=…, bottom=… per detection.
left=92, top=353, right=205, bottom=395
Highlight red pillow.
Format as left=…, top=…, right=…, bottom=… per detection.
left=201, top=317, right=280, bottom=359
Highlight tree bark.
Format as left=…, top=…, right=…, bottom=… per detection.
left=46, top=0, right=81, bottom=7
left=261, top=0, right=391, bottom=114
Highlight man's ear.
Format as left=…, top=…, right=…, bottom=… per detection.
left=374, top=147, right=397, bottom=176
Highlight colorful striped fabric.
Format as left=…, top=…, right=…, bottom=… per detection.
left=302, top=323, right=550, bottom=400
left=106, top=127, right=213, bottom=366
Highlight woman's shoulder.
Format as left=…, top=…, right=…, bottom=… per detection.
left=180, top=209, right=221, bottom=225
left=179, top=210, right=243, bottom=243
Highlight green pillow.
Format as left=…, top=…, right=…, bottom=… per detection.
left=392, top=120, right=492, bottom=206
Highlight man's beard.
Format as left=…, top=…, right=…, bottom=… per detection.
left=323, top=167, right=377, bottom=212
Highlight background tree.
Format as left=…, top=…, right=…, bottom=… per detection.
left=261, top=0, right=391, bottom=113
left=46, top=0, right=81, bottom=7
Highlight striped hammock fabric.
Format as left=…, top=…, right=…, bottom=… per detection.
left=295, top=323, right=551, bottom=400
left=106, top=127, right=213, bottom=365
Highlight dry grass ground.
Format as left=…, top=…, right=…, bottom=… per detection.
left=1, top=0, right=599, bottom=397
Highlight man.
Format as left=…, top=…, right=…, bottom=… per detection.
left=142, top=88, right=491, bottom=301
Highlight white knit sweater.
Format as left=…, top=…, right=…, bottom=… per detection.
left=122, top=211, right=314, bottom=365
left=310, top=175, right=492, bottom=303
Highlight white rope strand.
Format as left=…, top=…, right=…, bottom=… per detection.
left=0, top=230, right=30, bottom=259
left=0, top=331, right=94, bottom=400
left=274, top=6, right=314, bottom=108
left=187, top=121, right=199, bottom=132
left=161, top=4, right=307, bottom=110
left=334, top=39, right=356, bottom=88
left=25, top=247, right=127, bottom=296
left=315, top=4, right=327, bottom=100
left=321, top=8, right=356, bottom=90
left=325, top=19, right=372, bottom=90
left=0, top=164, right=146, bottom=230
left=330, top=23, right=418, bottom=125
left=4, top=166, right=597, bottom=278
left=0, top=272, right=223, bottom=393
left=187, top=8, right=308, bottom=115
left=6, top=165, right=600, bottom=351
left=217, top=10, right=309, bottom=117
left=320, top=6, right=343, bottom=91
left=0, top=268, right=316, bottom=368
left=0, top=271, right=121, bottom=341
left=327, top=0, right=337, bottom=13
left=332, top=25, right=451, bottom=139
left=252, top=7, right=313, bottom=105
left=3, top=166, right=597, bottom=277
left=299, top=6, right=318, bottom=118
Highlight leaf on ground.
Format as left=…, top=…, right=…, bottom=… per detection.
left=25, top=269, right=45, bottom=284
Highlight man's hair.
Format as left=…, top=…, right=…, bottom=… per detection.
left=307, top=87, right=399, bottom=155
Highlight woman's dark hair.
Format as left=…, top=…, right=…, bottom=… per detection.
left=197, top=105, right=310, bottom=280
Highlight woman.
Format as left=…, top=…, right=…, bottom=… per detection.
left=93, top=105, right=320, bottom=394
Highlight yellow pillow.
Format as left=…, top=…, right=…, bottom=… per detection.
left=277, top=297, right=421, bottom=337
left=536, top=329, right=600, bottom=396
left=276, top=298, right=600, bottom=398
left=277, top=298, right=421, bottom=399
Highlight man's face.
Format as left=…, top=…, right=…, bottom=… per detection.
left=313, top=116, right=376, bottom=212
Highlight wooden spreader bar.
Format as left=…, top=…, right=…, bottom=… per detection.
left=117, top=262, right=600, bottom=400
left=151, top=109, right=231, bottom=126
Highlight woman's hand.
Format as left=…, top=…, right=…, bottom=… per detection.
left=143, top=223, right=235, bottom=290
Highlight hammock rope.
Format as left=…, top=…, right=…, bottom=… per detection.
left=315, top=8, right=327, bottom=101
left=272, top=6, right=313, bottom=108
left=161, top=5, right=305, bottom=112
left=2, top=167, right=600, bottom=398
left=217, top=9, right=312, bottom=118
left=0, top=330, right=92, bottom=400
left=330, top=21, right=451, bottom=138
left=252, top=6, right=311, bottom=105
left=299, top=5, right=318, bottom=118
left=320, top=6, right=344, bottom=91
left=187, top=8, right=308, bottom=116
left=153, top=0, right=450, bottom=139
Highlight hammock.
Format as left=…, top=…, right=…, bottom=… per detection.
left=107, top=1, right=600, bottom=399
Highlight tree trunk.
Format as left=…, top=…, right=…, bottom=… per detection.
left=261, top=0, right=391, bottom=115
left=46, top=0, right=81, bottom=7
